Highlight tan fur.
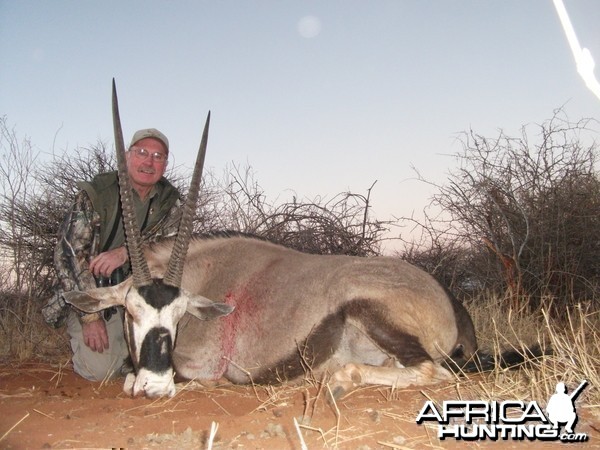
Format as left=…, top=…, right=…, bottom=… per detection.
left=144, top=235, right=475, bottom=396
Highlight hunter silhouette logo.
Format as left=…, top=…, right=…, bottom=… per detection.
left=546, top=380, right=587, bottom=435
left=416, top=380, right=589, bottom=443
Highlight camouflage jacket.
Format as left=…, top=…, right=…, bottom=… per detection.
left=43, top=171, right=181, bottom=327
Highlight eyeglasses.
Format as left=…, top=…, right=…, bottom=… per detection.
left=130, top=147, right=168, bottom=163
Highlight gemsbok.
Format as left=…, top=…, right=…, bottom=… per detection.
left=65, top=81, right=512, bottom=399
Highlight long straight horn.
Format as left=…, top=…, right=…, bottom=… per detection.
left=163, top=112, right=210, bottom=288
left=112, top=79, right=152, bottom=287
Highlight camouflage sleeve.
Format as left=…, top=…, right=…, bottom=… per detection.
left=54, top=190, right=102, bottom=322
left=141, top=198, right=182, bottom=244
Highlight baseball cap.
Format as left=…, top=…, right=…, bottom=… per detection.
left=129, top=128, right=169, bottom=153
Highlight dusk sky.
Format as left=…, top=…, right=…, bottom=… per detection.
left=1, top=1, right=599, bottom=250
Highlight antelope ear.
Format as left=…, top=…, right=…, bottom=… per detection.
left=186, top=295, right=235, bottom=321
left=63, top=279, right=132, bottom=313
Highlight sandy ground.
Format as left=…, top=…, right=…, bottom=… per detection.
left=0, top=362, right=597, bottom=449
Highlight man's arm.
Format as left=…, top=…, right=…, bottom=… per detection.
left=54, top=190, right=99, bottom=294
left=54, top=191, right=108, bottom=351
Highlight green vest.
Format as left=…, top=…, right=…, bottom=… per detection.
left=77, top=171, right=180, bottom=253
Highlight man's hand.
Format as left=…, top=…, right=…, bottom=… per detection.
left=89, top=246, right=128, bottom=278
left=82, top=318, right=109, bottom=353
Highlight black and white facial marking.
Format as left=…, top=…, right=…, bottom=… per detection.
left=123, top=280, right=188, bottom=391
left=139, top=326, right=173, bottom=373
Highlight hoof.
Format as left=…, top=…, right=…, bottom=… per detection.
left=327, top=385, right=346, bottom=402
left=328, top=363, right=362, bottom=401
left=123, top=372, right=136, bottom=396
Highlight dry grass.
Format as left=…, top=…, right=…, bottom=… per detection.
left=0, top=292, right=70, bottom=363
left=465, top=294, right=599, bottom=408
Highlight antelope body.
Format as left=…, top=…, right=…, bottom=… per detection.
left=67, top=232, right=478, bottom=398
left=159, top=235, right=477, bottom=384
left=64, top=82, right=478, bottom=398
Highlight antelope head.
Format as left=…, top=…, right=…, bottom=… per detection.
left=64, top=80, right=233, bottom=398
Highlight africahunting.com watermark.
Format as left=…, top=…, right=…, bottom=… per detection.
left=416, top=380, right=589, bottom=443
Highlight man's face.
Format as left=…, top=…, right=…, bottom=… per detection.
left=126, top=138, right=168, bottom=191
